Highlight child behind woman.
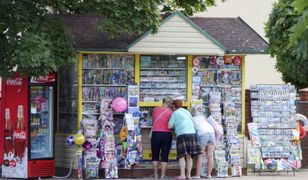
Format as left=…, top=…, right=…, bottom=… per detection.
left=191, top=107, right=215, bottom=179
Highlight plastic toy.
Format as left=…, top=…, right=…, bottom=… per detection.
left=233, top=56, right=242, bottom=66
left=66, top=136, right=75, bottom=146
left=111, top=97, right=128, bottom=112
left=74, top=131, right=86, bottom=145
left=120, top=125, right=128, bottom=141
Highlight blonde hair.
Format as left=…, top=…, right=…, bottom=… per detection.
left=162, top=97, right=173, bottom=108
left=191, top=106, right=204, bottom=116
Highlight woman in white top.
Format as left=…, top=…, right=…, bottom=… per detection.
left=191, top=107, right=215, bottom=179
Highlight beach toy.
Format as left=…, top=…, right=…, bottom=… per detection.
left=66, top=136, right=75, bottom=146
left=74, top=131, right=86, bottom=145
left=111, top=97, right=128, bottom=112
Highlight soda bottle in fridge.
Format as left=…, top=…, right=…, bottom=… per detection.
left=4, top=108, right=13, bottom=155
left=13, top=105, right=26, bottom=162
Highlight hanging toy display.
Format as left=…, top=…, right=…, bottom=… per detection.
left=217, top=56, right=225, bottom=66
left=111, top=97, right=128, bottom=112
left=76, top=149, right=83, bottom=179
left=233, top=56, right=242, bottom=66
left=224, top=55, right=232, bottom=64
left=84, top=150, right=100, bottom=179
left=81, top=113, right=100, bottom=178
left=200, top=154, right=208, bottom=177
left=82, top=140, right=93, bottom=151
left=99, top=98, right=118, bottom=179
left=122, top=113, right=143, bottom=168
left=78, top=83, right=142, bottom=178
left=66, top=136, right=75, bottom=146
left=74, top=131, right=86, bottom=146
left=120, top=124, right=128, bottom=141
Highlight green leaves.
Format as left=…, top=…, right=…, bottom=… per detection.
left=292, top=0, right=308, bottom=12
left=289, top=0, right=308, bottom=61
left=97, top=0, right=162, bottom=35
left=0, top=0, right=217, bottom=78
left=265, top=0, right=308, bottom=89
left=0, top=0, right=75, bottom=78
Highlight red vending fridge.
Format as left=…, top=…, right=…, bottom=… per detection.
left=1, top=73, right=55, bottom=178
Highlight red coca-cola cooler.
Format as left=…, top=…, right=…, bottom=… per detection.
left=0, top=73, right=56, bottom=179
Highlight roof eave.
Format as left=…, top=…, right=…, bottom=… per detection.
left=76, top=48, right=128, bottom=53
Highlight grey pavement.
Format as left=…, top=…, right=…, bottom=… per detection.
left=1, top=170, right=308, bottom=179
left=129, top=170, right=307, bottom=180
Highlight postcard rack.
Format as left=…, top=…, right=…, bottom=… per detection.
left=250, top=84, right=298, bottom=176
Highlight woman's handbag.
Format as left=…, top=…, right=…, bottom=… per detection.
left=149, top=109, right=169, bottom=138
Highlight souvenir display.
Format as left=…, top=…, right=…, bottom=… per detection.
left=84, top=150, right=100, bottom=179
left=83, top=87, right=128, bottom=101
left=247, top=123, right=261, bottom=147
left=200, top=155, right=208, bottom=177
left=217, top=163, right=228, bottom=178
left=250, top=84, right=299, bottom=172
left=138, top=108, right=153, bottom=127
left=74, top=131, right=86, bottom=146
left=139, top=55, right=187, bottom=102
left=209, top=92, right=222, bottom=124
left=128, top=85, right=139, bottom=114
left=111, top=97, right=128, bottom=113
left=80, top=54, right=137, bottom=178
left=192, top=55, right=243, bottom=175
left=123, top=114, right=143, bottom=168
left=82, top=54, right=135, bottom=117
left=214, top=150, right=228, bottom=178
left=78, top=98, right=118, bottom=178
left=231, top=164, right=242, bottom=177
left=76, top=149, right=83, bottom=179
left=82, top=54, right=134, bottom=86
left=82, top=69, right=134, bottom=85
left=99, top=99, right=118, bottom=178
left=66, top=136, right=75, bottom=146
left=247, top=141, right=261, bottom=166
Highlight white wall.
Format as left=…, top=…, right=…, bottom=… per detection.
left=129, top=14, right=224, bottom=55
left=195, top=0, right=284, bottom=89
left=245, top=55, right=283, bottom=88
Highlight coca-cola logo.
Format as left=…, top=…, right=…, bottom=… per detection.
left=9, top=160, right=17, bottom=167
left=6, top=78, right=22, bottom=86
left=13, top=131, right=26, bottom=140
left=31, top=76, right=48, bottom=82
left=3, top=159, right=17, bottom=167
left=31, top=74, right=55, bottom=83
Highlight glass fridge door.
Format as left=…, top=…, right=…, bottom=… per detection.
left=30, top=86, right=54, bottom=159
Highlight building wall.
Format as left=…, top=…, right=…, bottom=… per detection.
left=245, top=55, right=283, bottom=88
left=196, top=0, right=284, bottom=89
left=55, top=135, right=78, bottom=169
left=129, top=14, right=225, bottom=55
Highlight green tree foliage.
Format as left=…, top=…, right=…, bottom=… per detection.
left=265, top=0, right=308, bottom=89
left=0, top=0, right=216, bottom=78
left=289, top=0, right=308, bottom=60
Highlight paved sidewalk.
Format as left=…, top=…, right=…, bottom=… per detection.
left=137, top=170, right=307, bottom=179
left=131, top=169, right=305, bottom=179
left=2, top=170, right=308, bottom=179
